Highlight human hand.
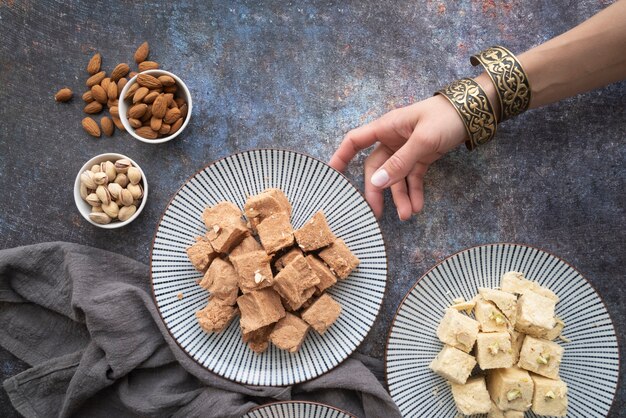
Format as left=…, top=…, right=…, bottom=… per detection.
left=329, top=94, right=468, bottom=220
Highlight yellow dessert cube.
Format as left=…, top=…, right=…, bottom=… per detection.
left=429, top=345, right=477, bottom=384
left=531, top=373, right=568, bottom=417
left=478, top=287, right=517, bottom=325
left=475, top=298, right=509, bottom=333
left=517, top=335, right=564, bottom=379
left=476, top=332, right=514, bottom=370
left=486, top=366, right=534, bottom=412
left=510, top=330, right=525, bottom=363
left=515, top=291, right=556, bottom=338
left=450, top=376, right=492, bottom=415
left=436, top=308, right=480, bottom=353
left=501, top=271, right=559, bottom=302
left=487, top=402, right=524, bottom=418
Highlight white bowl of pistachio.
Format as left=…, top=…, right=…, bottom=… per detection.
left=74, top=153, right=148, bottom=228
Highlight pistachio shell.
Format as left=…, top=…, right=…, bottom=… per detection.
left=90, top=212, right=112, bottom=225
left=114, top=173, right=129, bottom=187
left=85, top=193, right=101, bottom=207
left=127, top=167, right=142, bottom=185
left=96, top=185, right=111, bottom=205
left=127, top=183, right=143, bottom=199
left=107, top=182, right=123, bottom=199
left=118, top=205, right=137, bottom=222
left=115, top=158, right=132, bottom=173
left=101, top=201, right=119, bottom=219
left=79, top=183, right=89, bottom=200
left=93, top=172, right=108, bottom=185
left=81, top=170, right=97, bottom=189
left=91, top=164, right=101, bottom=173
left=103, top=161, right=117, bottom=181
left=91, top=206, right=104, bottom=213
left=119, top=188, right=134, bottom=206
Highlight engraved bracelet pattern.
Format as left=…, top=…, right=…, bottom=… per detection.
left=470, top=45, right=531, bottom=121
left=436, top=78, right=498, bottom=150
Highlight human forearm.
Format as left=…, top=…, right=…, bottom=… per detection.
left=518, top=0, right=626, bottom=108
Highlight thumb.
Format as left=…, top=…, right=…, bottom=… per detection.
left=370, top=132, right=437, bottom=189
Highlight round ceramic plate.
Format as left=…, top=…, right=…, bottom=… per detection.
left=243, top=401, right=356, bottom=418
left=151, top=149, right=387, bottom=386
left=385, top=244, right=619, bottom=418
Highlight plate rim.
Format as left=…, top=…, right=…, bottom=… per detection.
left=149, top=147, right=389, bottom=386
left=383, top=242, right=621, bottom=417
left=244, top=400, right=358, bottom=418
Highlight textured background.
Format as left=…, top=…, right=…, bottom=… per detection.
left=0, top=0, right=624, bottom=416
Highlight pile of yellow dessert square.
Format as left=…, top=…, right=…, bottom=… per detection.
left=429, top=271, right=568, bottom=417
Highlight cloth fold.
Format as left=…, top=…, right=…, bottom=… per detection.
left=0, top=242, right=401, bottom=418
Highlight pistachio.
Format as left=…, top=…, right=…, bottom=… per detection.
left=488, top=342, right=500, bottom=355
left=545, top=390, right=556, bottom=400
left=489, top=310, right=506, bottom=325
left=455, top=331, right=473, bottom=349
left=107, top=182, right=123, bottom=199
left=119, top=188, right=134, bottom=206
left=90, top=212, right=112, bottom=225
left=91, top=206, right=104, bottom=213
left=96, top=185, right=111, bottom=205
left=102, top=161, right=117, bottom=181
left=127, top=166, right=142, bottom=185
left=506, top=389, right=521, bottom=401
left=127, top=183, right=143, bottom=199
left=536, top=353, right=550, bottom=365
left=114, top=173, right=129, bottom=187
left=86, top=193, right=101, bottom=207
left=115, top=158, right=132, bottom=173
left=93, top=172, right=108, bottom=186
left=91, top=164, right=101, bottom=173
left=118, top=205, right=137, bottom=221
left=80, top=170, right=97, bottom=189
left=101, top=201, right=119, bottom=219
left=79, top=183, right=89, bottom=200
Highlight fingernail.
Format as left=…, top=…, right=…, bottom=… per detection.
left=397, top=208, right=402, bottom=220
left=371, top=169, right=389, bottom=188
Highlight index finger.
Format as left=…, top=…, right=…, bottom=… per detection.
left=329, top=122, right=379, bottom=172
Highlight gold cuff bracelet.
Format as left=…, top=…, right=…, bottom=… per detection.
left=436, top=78, right=498, bottom=151
left=470, top=45, right=531, bottom=121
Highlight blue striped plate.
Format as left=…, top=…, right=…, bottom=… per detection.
left=243, top=401, right=356, bottom=418
left=150, top=149, right=387, bottom=386
left=385, top=244, right=619, bottom=417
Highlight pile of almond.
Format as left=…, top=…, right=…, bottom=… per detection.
left=54, top=42, right=179, bottom=138
left=123, top=73, right=188, bottom=139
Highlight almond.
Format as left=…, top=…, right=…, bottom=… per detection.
left=100, top=117, right=114, bottom=136
left=174, top=97, right=185, bottom=107
left=170, top=117, right=184, bottom=134
left=128, top=103, right=148, bottom=119
left=87, top=53, right=101, bottom=75
left=134, top=42, right=149, bottom=63
left=157, top=75, right=175, bottom=86
left=91, top=85, right=108, bottom=104
left=163, top=107, right=181, bottom=124
left=136, top=74, right=162, bottom=89
left=133, top=87, right=149, bottom=103
left=117, top=78, right=128, bottom=94
left=107, top=98, right=118, bottom=108
left=111, top=63, right=130, bottom=81
left=109, top=106, right=119, bottom=118
left=128, top=118, right=142, bottom=129
left=107, top=82, right=117, bottom=99
left=84, top=101, right=103, bottom=114
left=129, top=71, right=138, bottom=79
left=86, top=71, right=106, bottom=87
left=138, top=61, right=159, bottom=72
left=152, top=94, right=168, bottom=118
left=143, top=91, right=159, bottom=104
left=82, top=90, right=94, bottom=103
left=101, top=77, right=111, bottom=91
left=112, top=116, right=125, bottom=131
left=135, top=126, right=158, bottom=139
left=140, top=106, right=153, bottom=122
left=54, top=88, right=73, bottom=102
left=150, top=116, right=162, bottom=131
left=163, top=93, right=174, bottom=106
left=179, top=103, right=188, bottom=120
left=164, top=85, right=177, bottom=94
left=82, top=117, right=101, bottom=137
left=159, top=123, right=171, bottom=135
left=124, top=83, right=139, bottom=100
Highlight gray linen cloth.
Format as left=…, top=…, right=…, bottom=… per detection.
left=0, top=242, right=401, bottom=418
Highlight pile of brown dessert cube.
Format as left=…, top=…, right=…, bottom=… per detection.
left=185, top=188, right=360, bottom=353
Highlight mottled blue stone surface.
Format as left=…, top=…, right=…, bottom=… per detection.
left=0, top=0, right=624, bottom=416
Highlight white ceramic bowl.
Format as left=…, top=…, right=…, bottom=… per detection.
left=118, top=70, right=192, bottom=144
left=74, top=153, right=148, bottom=229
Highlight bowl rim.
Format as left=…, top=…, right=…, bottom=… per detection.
left=383, top=242, right=620, bottom=417
left=244, top=400, right=357, bottom=418
left=74, top=152, right=148, bottom=229
left=118, top=69, right=192, bottom=144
